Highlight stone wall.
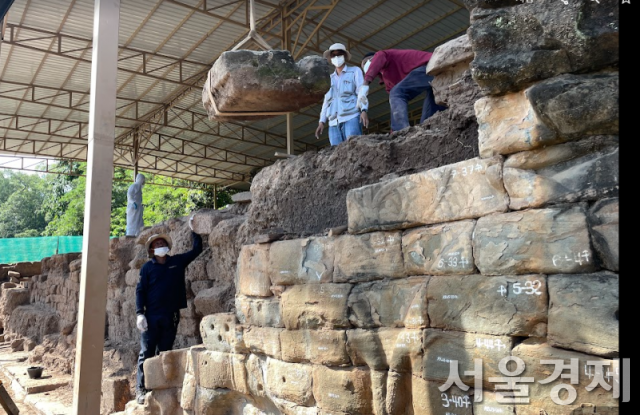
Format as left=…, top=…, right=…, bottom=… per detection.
left=117, top=0, right=619, bottom=414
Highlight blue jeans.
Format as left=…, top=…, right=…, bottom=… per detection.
left=136, top=312, right=179, bottom=391
left=328, top=115, right=362, bottom=146
left=389, top=65, right=447, bottom=132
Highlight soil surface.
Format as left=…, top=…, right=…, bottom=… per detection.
left=0, top=342, right=73, bottom=415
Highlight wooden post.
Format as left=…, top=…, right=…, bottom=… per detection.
left=71, top=0, right=120, bottom=414
left=0, top=380, right=19, bottom=415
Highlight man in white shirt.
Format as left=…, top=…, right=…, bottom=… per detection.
left=315, top=43, right=369, bottom=146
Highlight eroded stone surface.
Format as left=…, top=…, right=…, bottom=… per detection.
left=427, top=274, right=548, bottom=337
left=203, top=50, right=331, bottom=120
left=268, top=237, right=335, bottom=285
left=503, top=136, right=619, bottom=210
left=421, top=329, right=513, bottom=388
left=280, top=284, right=352, bottom=330
left=280, top=329, right=350, bottom=366
left=312, top=366, right=373, bottom=414
left=333, top=232, right=404, bottom=283
left=512, top=339, right=619, bottom=415
left=403, top=220, right=476, bottom=276
left=348, top=277, right=429, bottom=329
left=237, top=244, right=271, bottom=297
left=473, top=205, right=596, bottom=275
left=587, top=198, right=619, bottom=272
left=547, top=272, right=618, bottom=357
left=347, top=157, right=508, bottom=234
left=468, top=0, right=618, bottom=95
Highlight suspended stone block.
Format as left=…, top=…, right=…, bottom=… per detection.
left=202, top=50, right=331, bottom=121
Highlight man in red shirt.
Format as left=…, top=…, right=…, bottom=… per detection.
left=359, top=49, right=446, bottom=132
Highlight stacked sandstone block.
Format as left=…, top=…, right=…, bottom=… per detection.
left=136, top=148, right=618, bottom=414
left=128, top=0, right=619, bottom=413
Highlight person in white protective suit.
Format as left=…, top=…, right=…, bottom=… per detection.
left=126, top=173, right=146, bottom=236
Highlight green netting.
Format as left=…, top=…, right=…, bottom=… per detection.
left=0, top=236, right=84, bottom=263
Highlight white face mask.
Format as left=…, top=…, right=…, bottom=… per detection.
left=154, top=246, right=170, bottom=257
left=363, top=60, right=371, bottom=74
left=331, top=55, right=345, bottom=68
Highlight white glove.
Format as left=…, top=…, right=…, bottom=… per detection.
left=136, top=315, right=148, bottom=332
left=357, top=85, right=369, bottom=110
left=189, top=214, right=194, bottom=231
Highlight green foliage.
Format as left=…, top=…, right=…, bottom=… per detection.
left=0, top=171, right=48, bottom=238
left=1, top=163, right=244, bottom=239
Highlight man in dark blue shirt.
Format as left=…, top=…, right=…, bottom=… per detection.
left=134, top=223, right=203, bottom=404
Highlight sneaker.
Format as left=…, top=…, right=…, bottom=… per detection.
left=136, top=390, right=146, bottom=405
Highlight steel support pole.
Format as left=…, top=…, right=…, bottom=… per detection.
left=72, top=0, right=120, bottom=414
left=286, top=113, right=294, bottom=155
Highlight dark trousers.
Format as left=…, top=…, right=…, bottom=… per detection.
left=388, top=65, right=447, bottom=132
left=136, top=311, right=179, bottom=391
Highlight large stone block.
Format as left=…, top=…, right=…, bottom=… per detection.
left=245, top=353, right=268, bottom=399
left=347, top=157, right=509, bottom=234
left=100, top=377, right=131, bottom=415
left=348, top=277, right=429, bottom=329
left=235, top=294, right=284, bottom=328
left=468, top=1, right=618, bottom=95
left=190, top=209, right=237, bottom=235
left=202, top=50, right=331, bottom=121
left=472, top=391, right=515, bottom=415
left=475, top=91, right=557, bottom=158
left=143, top=349, right=188, bottom=390
left=427, top=275, right=548, bottom=337
left=193, top=349, right=249, bottom=394
left=473, top=205, right=596, bottom=275
left=512, top=339, right=619, bottom=415
left=422, top=329, right=513, bottom=388
left=193, top=386, right=253, bottom=415
left=426, top=34, right=476, bottom=109
left=280, top=329, right=350, bottom=366
left=280, top=284, right=352, bottom=329
left=268, top=237, right=335, bottom=285
left=412, top=376, right=474, bottom=415
left=200, top=313, right=249, bottom=353
left=265, top=358, right=315, bottom=406
left=346, top=328, right=423, bottom=373
left=236, top=244, right=271, bottom=297
left=146, top=387, right=182, bottom=415
left=504, top=136, right=619, bottom=210
left=312, top=366, right=373, bottom=414
left=243, top=326, right=283, bottom=359
left=402, top=221, right=476, bottom=276
left=587, top=198, right=619, bottom=272
left=548, top=272, right=618, bottom=357
left=333, top=232, right=404, bottom=283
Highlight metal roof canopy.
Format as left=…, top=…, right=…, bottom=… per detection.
left=0, top=0, right=470, bottom=190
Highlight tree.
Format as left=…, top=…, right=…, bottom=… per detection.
left=0, top=172, right=47, bottom=238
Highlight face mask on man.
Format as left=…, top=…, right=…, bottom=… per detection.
left=154, top=246, right=170, bottom=257
left=331, top=55, right=345, bottom=68
left=363, top=59, right=371, bottom=74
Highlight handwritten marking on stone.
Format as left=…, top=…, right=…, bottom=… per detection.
left=280, top=270, right=290, bottom=274
left=442, top=295, right=459, bottom=300
left=475, top=337, right=506, bottom=351
left=374, top=248, right=387, bottom=254
left=318, top=346, right=328, bottom=351
left=441, top=392, right=471, bottom=408
left=483, top=406, right=505, bottom=413
left=438, top=254, right=469, bottom=269
left=498, top=280, right=542, bottom=296
left=481, top=195, right=495, bottom=200
left=437, top=356, right=451, bottom=363
left=552, top=250, right=590, bottom=266
left=451, top=163, right=484, bottom=178
left=330, top=294, right=344, bottom=298
left=328, top=393, right=340, bottom=399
